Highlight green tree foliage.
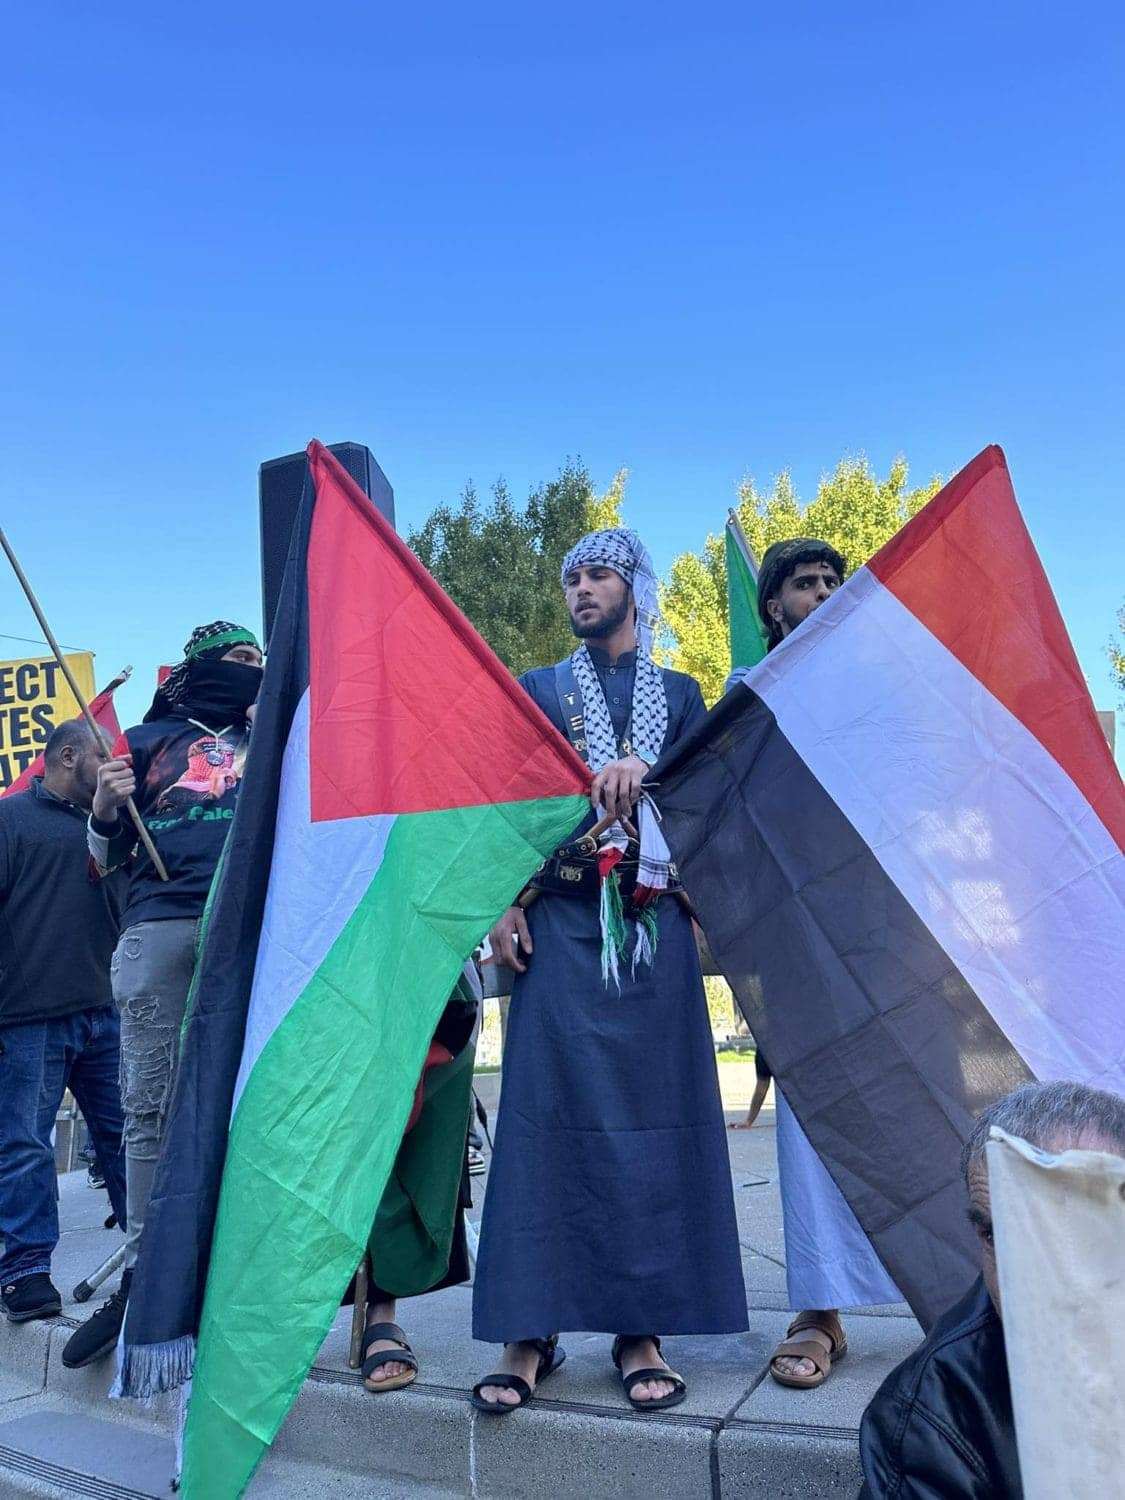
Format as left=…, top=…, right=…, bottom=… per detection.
left=662, top=455, right=942, bottom=702
left=409, top=463, right=625, bottom=675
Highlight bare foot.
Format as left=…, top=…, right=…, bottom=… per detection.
left=476, top=1340, right=547, bottom=1407
left=617, top=1336, right=676, bottom=1403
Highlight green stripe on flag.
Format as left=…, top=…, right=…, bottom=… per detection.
left=725, top=522, right=768, bottom=670
left=181, top=790, right=587, bottom=1498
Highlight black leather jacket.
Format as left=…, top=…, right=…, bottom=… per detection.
left=859, top=1276, right=1022, bottom=1498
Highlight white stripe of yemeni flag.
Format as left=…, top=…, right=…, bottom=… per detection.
left=173, top=444, right=589, bottom=1497
left=652, top=445, right=1125, bottom=1328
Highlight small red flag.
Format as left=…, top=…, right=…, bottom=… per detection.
left=2, top=680, right=123, bottom=798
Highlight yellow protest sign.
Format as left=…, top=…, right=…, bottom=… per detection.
left=0, top=652, right=96, bottom=789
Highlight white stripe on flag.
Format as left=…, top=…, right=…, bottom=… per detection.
left=231, top=690, right=395, bottom=1114
left=752, top=567, right=1125, bottom=1091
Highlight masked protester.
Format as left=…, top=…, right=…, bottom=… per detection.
left=62, top=622, right=263, bottom=1370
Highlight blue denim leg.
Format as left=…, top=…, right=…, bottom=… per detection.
left=68, top=1006, right=128, bottom=1231
left=0, top=1020, right=65, bottom=1283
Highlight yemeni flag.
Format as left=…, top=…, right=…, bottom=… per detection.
left=651, top=446, right=1125, bottom=1329
left=2, top=673, right=123, bottom=797
left=116, top=443, right=589, bottom=1498
left=724, top=511, right=768, bottom=670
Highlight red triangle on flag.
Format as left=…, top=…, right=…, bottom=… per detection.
left=306, top=442, right=590, bottom=821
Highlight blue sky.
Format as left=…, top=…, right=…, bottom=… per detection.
left=1, top=3, right=1122, bottom=750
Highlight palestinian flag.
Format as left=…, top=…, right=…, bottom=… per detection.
left=2, top=673, right=123, bottom=797
left=651, top=446, right=1125, bottom=1329
left=724, top=512, right=768, bottom=670
left=116, top=442, right=589, bottom=1498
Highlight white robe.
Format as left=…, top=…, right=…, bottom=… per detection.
left=775, top=1090, right=901, bottom=1309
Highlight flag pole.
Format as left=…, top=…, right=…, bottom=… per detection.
left=726, top=509, right=760, bottom=580
left=0, top=527, right=169, bottom=881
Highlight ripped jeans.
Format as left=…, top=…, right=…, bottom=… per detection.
left=111, top=919, right=198, bottom=1270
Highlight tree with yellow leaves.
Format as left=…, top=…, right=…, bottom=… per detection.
left=662, top=455, right=942, bottom=702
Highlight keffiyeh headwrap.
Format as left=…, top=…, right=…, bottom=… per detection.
left=560, top=526, right=661, bottom=656
left=144, top=620, right=261, bottom=722
left=559, top=528, right=673, bottom=986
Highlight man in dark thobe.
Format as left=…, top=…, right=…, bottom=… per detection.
left=471, top=527, right=747, bottom=1413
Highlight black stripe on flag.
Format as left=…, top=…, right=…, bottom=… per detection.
left=118, top=473, right=315, bottom=1382
left=651, top=684, right=1032, bottom=1329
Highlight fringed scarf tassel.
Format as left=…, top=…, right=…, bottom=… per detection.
left=599, top=867, right=629, bottom=989
left=631, top=903, right=659, bottom=976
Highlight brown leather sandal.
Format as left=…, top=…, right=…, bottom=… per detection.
left=768, top=1311, right=847, bottom=1389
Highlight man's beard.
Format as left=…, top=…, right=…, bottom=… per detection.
left=781, top=601, right=808, bottom=636
left=570, top=593, right=632, bottom=640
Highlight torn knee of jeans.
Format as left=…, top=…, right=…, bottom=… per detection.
left=122, top=933, right=144, bottom=961
left=120, top=1034, right=176, bottom=1117
left=121, top=993, right=160, bottom=1023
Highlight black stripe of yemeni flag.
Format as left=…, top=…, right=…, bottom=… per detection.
left=115, top=442, right=588, bottom=1499
left=650, top=446, right=1125, bottom=1330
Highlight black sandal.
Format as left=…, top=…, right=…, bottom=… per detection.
left=471, top=1336, right=566, bottom=1414
left=361, top=1321, right=419, bottom=1392
left=611, top=1335, right=687, bottom=1412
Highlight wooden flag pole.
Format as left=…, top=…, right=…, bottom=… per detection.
left=0, top=526, right=170, bottom=881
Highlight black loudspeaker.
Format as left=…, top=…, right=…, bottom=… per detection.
left=259, top=442, right=396, bottom=646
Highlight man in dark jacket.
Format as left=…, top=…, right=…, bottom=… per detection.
left=859, top=1079, right=1125, bottom=1498
left=0, top=721, right=127, bottom=1323
left=61, top=621, right=262, bottom=1368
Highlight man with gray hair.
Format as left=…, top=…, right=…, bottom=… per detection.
left=859, top=1079, right=1125, bottom=1498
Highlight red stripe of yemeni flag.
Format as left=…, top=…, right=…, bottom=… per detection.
left=869, top=445, right=1123, bottom=849
left=652, top=445, right=1125, bottom=1328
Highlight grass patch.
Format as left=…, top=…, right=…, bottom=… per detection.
left=715, top=1049, right=757, bottom=1064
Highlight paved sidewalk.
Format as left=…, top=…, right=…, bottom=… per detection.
left=0, top=1071, right=921, bottom=1497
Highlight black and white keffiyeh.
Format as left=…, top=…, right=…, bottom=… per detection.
left=560, top=528, right=675, bottom=984
left=570, top=643, right=667, bottom=771
left=560, top=526, right=660, bottom=656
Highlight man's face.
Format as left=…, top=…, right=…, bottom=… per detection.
left=968, top=1128, right=1122, bottom=1315
left=966, top=1157, right=999, bottom=1310
left=767, top=560, right=841, bottom=639
left=66, top=738, right=103, bottom=809
left=221, top=644, right=263, bottom=668
left=564, top=565, right=632, bottom=640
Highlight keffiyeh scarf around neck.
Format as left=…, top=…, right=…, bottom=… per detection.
left=568, top=641, right=672, bottom=988
left=560, top=526, right=677, bottom=986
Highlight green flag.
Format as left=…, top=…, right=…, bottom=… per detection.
left=725, top=515, right=769, bottom=669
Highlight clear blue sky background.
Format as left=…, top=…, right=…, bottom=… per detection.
left=2, top=4, right=1122, bottom=752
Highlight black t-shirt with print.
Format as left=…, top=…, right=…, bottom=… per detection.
left=89, top=709, right=250, bottom=929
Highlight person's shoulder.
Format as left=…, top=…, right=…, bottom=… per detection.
left=122, top=716, right=180, bottom=751
left=0, top=789, right=33, bottom=823
left=657, top=666, right=706, bottom=705
left=517, top=662, right=566, bottom=703
left=519, top=663, right=560, bottom=689
left=861, top=1277, right=1007, bottom=1496
left=880, top=1278, right=997, bottom=1409
left=658, top=665, right=702, bottom=691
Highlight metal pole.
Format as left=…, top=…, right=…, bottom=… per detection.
left=0, top=526, right=169, bottom=880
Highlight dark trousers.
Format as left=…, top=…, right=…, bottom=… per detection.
left=0, top=1006, right=128, bottom=1285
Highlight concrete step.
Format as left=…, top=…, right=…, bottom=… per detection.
left=0, top=1292, right=914, bottom=1498
left=0, top=1112, right=923, bottom=1498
